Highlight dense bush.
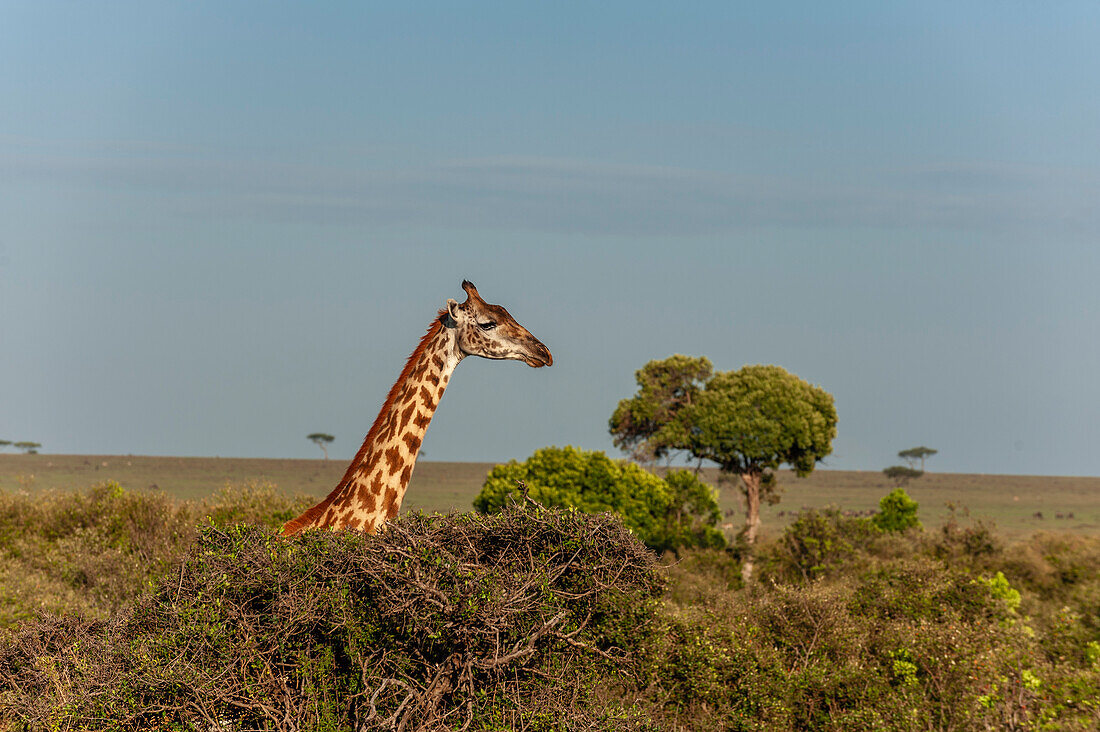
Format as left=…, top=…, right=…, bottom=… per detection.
left=640, top=561, right=1045, bottom=730
left=3, top=480, right=1100, bottom=730
left=761, top=507, right=882, bottom=582
left=474, top=446, right=725, bottom=554
left=0, top=481, right=312, bottom=626
left=634, top=525, right=1100, bottom=730
left=0, top=506, right=663, bottom=731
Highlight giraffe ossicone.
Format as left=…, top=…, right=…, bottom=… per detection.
left=281, top=280, right=552, bottom=537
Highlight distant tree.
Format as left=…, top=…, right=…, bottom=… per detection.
left=898, top=446, right=937, bottom=472
left=872, top=487, right=922, bottom=532
left=307, top=433, right=335, bottom=460
left=883, top=465, right=923, bottom=486
left=474, top=446, right=726, bottom=554
left=13, top=441, right=41, bottom=455
left=0, top=440, right=10, bottom=451
left=609, top=355, right=712, bottom=465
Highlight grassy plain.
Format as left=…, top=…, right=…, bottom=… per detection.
left=1, top=453, right=1097, bottom=538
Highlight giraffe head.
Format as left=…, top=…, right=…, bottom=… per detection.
left=446, top=280, right=553, bottom=367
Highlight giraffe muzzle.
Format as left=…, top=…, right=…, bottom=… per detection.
left=524, top=340, right=553, bottom=368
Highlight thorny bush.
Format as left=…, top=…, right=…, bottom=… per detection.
left=0, top=505, right=663, bottom=732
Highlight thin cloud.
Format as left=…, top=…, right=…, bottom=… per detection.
left=3, top=141, right=1098, bottom=236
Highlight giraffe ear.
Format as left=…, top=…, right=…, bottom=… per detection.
left=446, top=298, right=461, bottom=321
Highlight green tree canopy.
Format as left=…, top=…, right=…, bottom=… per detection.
left=0, top=440, right=11, bottom=451
left=610, top=358, right=837, bottom=581
left=685, top=364, right=836, bottom=580
left=13, top=441, right=41, bottom=455
left=473, top=446, right=725, bottom=554
left=686, top=365, right=837, bottom=478
left=608, top=355, right=712, bottom=463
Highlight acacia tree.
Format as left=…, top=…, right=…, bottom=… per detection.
left=898, top=446, right=937, bottom=472
left=883, top=465, right=923, bottom=486
left=611, top=358, right=837, bottom=581
left=608, top=355, right=712, bottom=465
left=307, top=433, right=334, bottom=460
left=0, top=440, right=10, bottom=451
left=13, top=441, right=41, bottom=454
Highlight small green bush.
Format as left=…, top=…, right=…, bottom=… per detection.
left=474, top=446, right=725, bottom=554
left=872, top=487, right=921, bottom=532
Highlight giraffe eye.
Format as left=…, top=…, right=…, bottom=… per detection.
left=478, top=321, right=497, bottom=331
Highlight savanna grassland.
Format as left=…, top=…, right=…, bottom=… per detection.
left=2, top=453, right=1098, bottom=538
left=3, top=454, right=1100, bottom=730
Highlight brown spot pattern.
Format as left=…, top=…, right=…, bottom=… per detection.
left=382, top=486, right=398, bottom=518
left=384, top=447, right=402, bottom=474
left=403, top=402, right=418, bottom=428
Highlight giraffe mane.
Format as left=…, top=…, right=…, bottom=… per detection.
left=280, top=310, right=448, bottom=536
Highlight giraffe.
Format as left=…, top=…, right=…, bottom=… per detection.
left=281, top=280, right=552, bottom=536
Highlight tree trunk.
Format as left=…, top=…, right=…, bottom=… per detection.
left=740, top=471, right=762, bottom=582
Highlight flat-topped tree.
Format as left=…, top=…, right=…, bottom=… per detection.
left=883, top=465, right=923, bottom=486
left=13, top=441, right=41, bottom=454
left=0, top=441, right=10, bottom=451
left=307, top=433, right=334, bottom=460
left=898, top=446, right=937, bottom=472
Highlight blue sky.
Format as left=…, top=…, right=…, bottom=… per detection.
left=2, top=2, right=1098, bottom=476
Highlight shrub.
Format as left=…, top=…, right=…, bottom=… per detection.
left=653, top=470, right=726, bottom=554
left=638, top=558, right=1057, bottom=731
left=762, top=507, right=880, bottom=582
left=0, top=506, right=663, bottom=731
left=0, top=482, right=194, bottom=626
left=928, top=503, right=1000, bottom=567
left=0, top=481, right=313, bottom=628
left=6, top=481, right=1100, bottom=730
left=199, top=480, right=315, bottom=530
left=474, top=446, right=725, bottom=554
left=872, top=487, right=921, bottom=532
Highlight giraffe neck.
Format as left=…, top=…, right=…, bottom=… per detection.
left=281, top=315, right=462, bottom=535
